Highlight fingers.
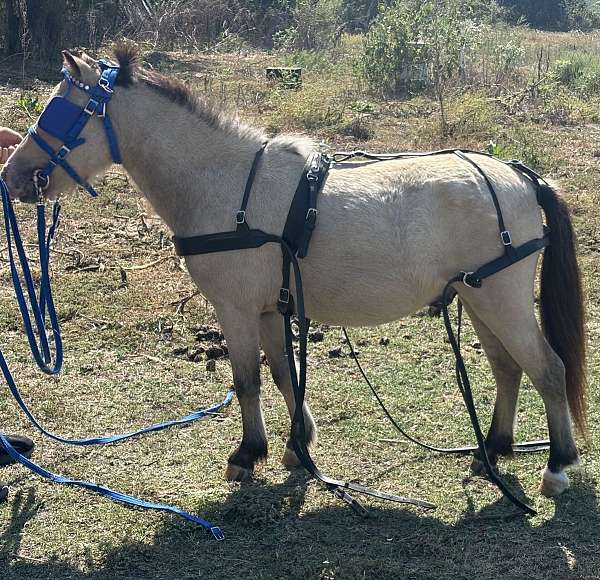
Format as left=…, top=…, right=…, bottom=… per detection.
left=0, top=146, right=16, bottom=164
left=0, top=127, right=23, bottom=148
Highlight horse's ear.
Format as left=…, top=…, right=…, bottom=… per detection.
left=79, top=52, right=97, bottom=67
left=62, top=50, right=83, bottom=77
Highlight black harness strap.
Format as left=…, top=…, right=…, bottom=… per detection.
left=174, top=146, right=435, bottom=513
left=462, top=231, right=549, bottom=288
left=236, top=142, right=268, bottom=229
left=173, top=229, right=280, bottom=255
left=280, top=241, right=434, bottom=512
left=454, top=150, right=515, bottom=254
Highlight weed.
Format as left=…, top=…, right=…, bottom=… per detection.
left=16, top=94, right=44, bottom=118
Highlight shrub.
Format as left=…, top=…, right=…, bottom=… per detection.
left=273, top=0, right=344, bottom=51
left=554, top=50, right=600, bottom=95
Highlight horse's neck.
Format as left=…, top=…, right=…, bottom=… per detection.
left=112, top=84, right=265, bottom=236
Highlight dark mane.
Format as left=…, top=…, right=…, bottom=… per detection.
left=112, top=42, right=138, bottom=87
left=111, top=42, right=252, bottom=134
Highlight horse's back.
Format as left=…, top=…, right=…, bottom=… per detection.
left=301, top=153, right=543, bottom=325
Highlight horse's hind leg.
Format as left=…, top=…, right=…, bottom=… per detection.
left=458, top=274, right=578, bottom=497
left=465, top=307, right=523, bottom=473
left=217, top=307, right=267, bottom=482
left=259, top=311, right=317, bottom=468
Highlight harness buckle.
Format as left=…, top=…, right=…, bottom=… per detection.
left=279, top=288, right=290, bottom=304
left=235, top=210, right=246, bottom=225
left=500, top=230, right=512, bottom=246
left=305, top=207, right=318, bottom=227
left=84, top=99, right=100, bottom=115
left=461, top=271, right=482, bottom=289
left=57, top=146, right=71, bottom=159
left=98, top=76, right=114, bottom=94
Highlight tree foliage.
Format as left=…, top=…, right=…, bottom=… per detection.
left=498, top=0, right=600, bottom=30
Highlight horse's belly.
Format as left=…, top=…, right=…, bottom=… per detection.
left=300, top=263, right=441, bottom=326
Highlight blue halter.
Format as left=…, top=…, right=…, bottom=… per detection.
left=27, top=59, right=122, bottom=197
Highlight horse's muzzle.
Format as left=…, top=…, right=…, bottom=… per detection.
left=0, top=166, right=39, bottom=203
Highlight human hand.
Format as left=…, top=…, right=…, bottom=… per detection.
left=0, top=127, right=23, bottom=164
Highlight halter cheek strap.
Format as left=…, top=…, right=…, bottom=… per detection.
left=28, top=59, right=122, bottom=197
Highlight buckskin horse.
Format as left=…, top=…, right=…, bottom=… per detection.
left=1, top=45, right=586, bottom=503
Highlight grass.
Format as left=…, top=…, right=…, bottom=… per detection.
left=1, top=30, right=600, bottom=579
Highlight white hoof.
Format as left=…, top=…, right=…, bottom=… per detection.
left=540, top=467, right=570, bottom=497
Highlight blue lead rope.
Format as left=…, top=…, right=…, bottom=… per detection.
left=0, top=177, right=232, bottom=539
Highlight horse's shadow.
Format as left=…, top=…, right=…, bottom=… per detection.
left=1, top=469, right=599, bottom=579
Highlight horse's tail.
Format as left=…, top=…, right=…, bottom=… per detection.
left=537, top=182, right=587, bottom=435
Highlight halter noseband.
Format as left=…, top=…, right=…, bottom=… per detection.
left=27, top=59, right=122, bottom=198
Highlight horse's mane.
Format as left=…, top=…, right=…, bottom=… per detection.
left=111, top=42, right=267, bottom=143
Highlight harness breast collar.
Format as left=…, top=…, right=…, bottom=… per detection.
left=28, top=58, right=122, bottom=198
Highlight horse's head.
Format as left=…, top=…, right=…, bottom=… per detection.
left=1, top=50, right=123, bottom=202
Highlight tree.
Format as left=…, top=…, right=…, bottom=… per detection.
left=498, top=0, right=599, bottom=30
left=361, top=0, right=491, bottom=133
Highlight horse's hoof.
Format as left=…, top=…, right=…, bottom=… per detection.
left=225, top=463, right=253, bottom=482
left=470, top=456, right=498, bottom=476
left=540, top=467, right=570, bottom=497
left=282, top=447, right=302, bottom=469
left=470, top=457, right=485, bottom=475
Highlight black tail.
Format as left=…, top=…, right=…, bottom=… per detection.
left=538, top=183, right=587, bottom=435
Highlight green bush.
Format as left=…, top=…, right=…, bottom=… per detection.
left=554, top=51, right=600, bottom=95
left=359, top=2, right=418, bottom=95
left=273, top=0, right=344, bottom=51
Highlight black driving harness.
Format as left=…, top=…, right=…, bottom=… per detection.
left=173, top=145, right=551, bottom=516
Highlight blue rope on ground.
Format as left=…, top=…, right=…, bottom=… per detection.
left=0, top=177, right=232, bottom=539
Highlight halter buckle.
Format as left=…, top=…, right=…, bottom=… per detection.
left=84, top=99, right=100, bottom=115
left=33, top=170, right=49, bottom=202
left=57, top=145, right=71, bottom=159
left=98, top=76, right=114, bottom=93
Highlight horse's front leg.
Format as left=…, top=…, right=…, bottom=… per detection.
left=216, top=306, right=266, bottom=482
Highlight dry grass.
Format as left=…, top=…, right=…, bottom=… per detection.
left=1, top=32, right=600, bottom=579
